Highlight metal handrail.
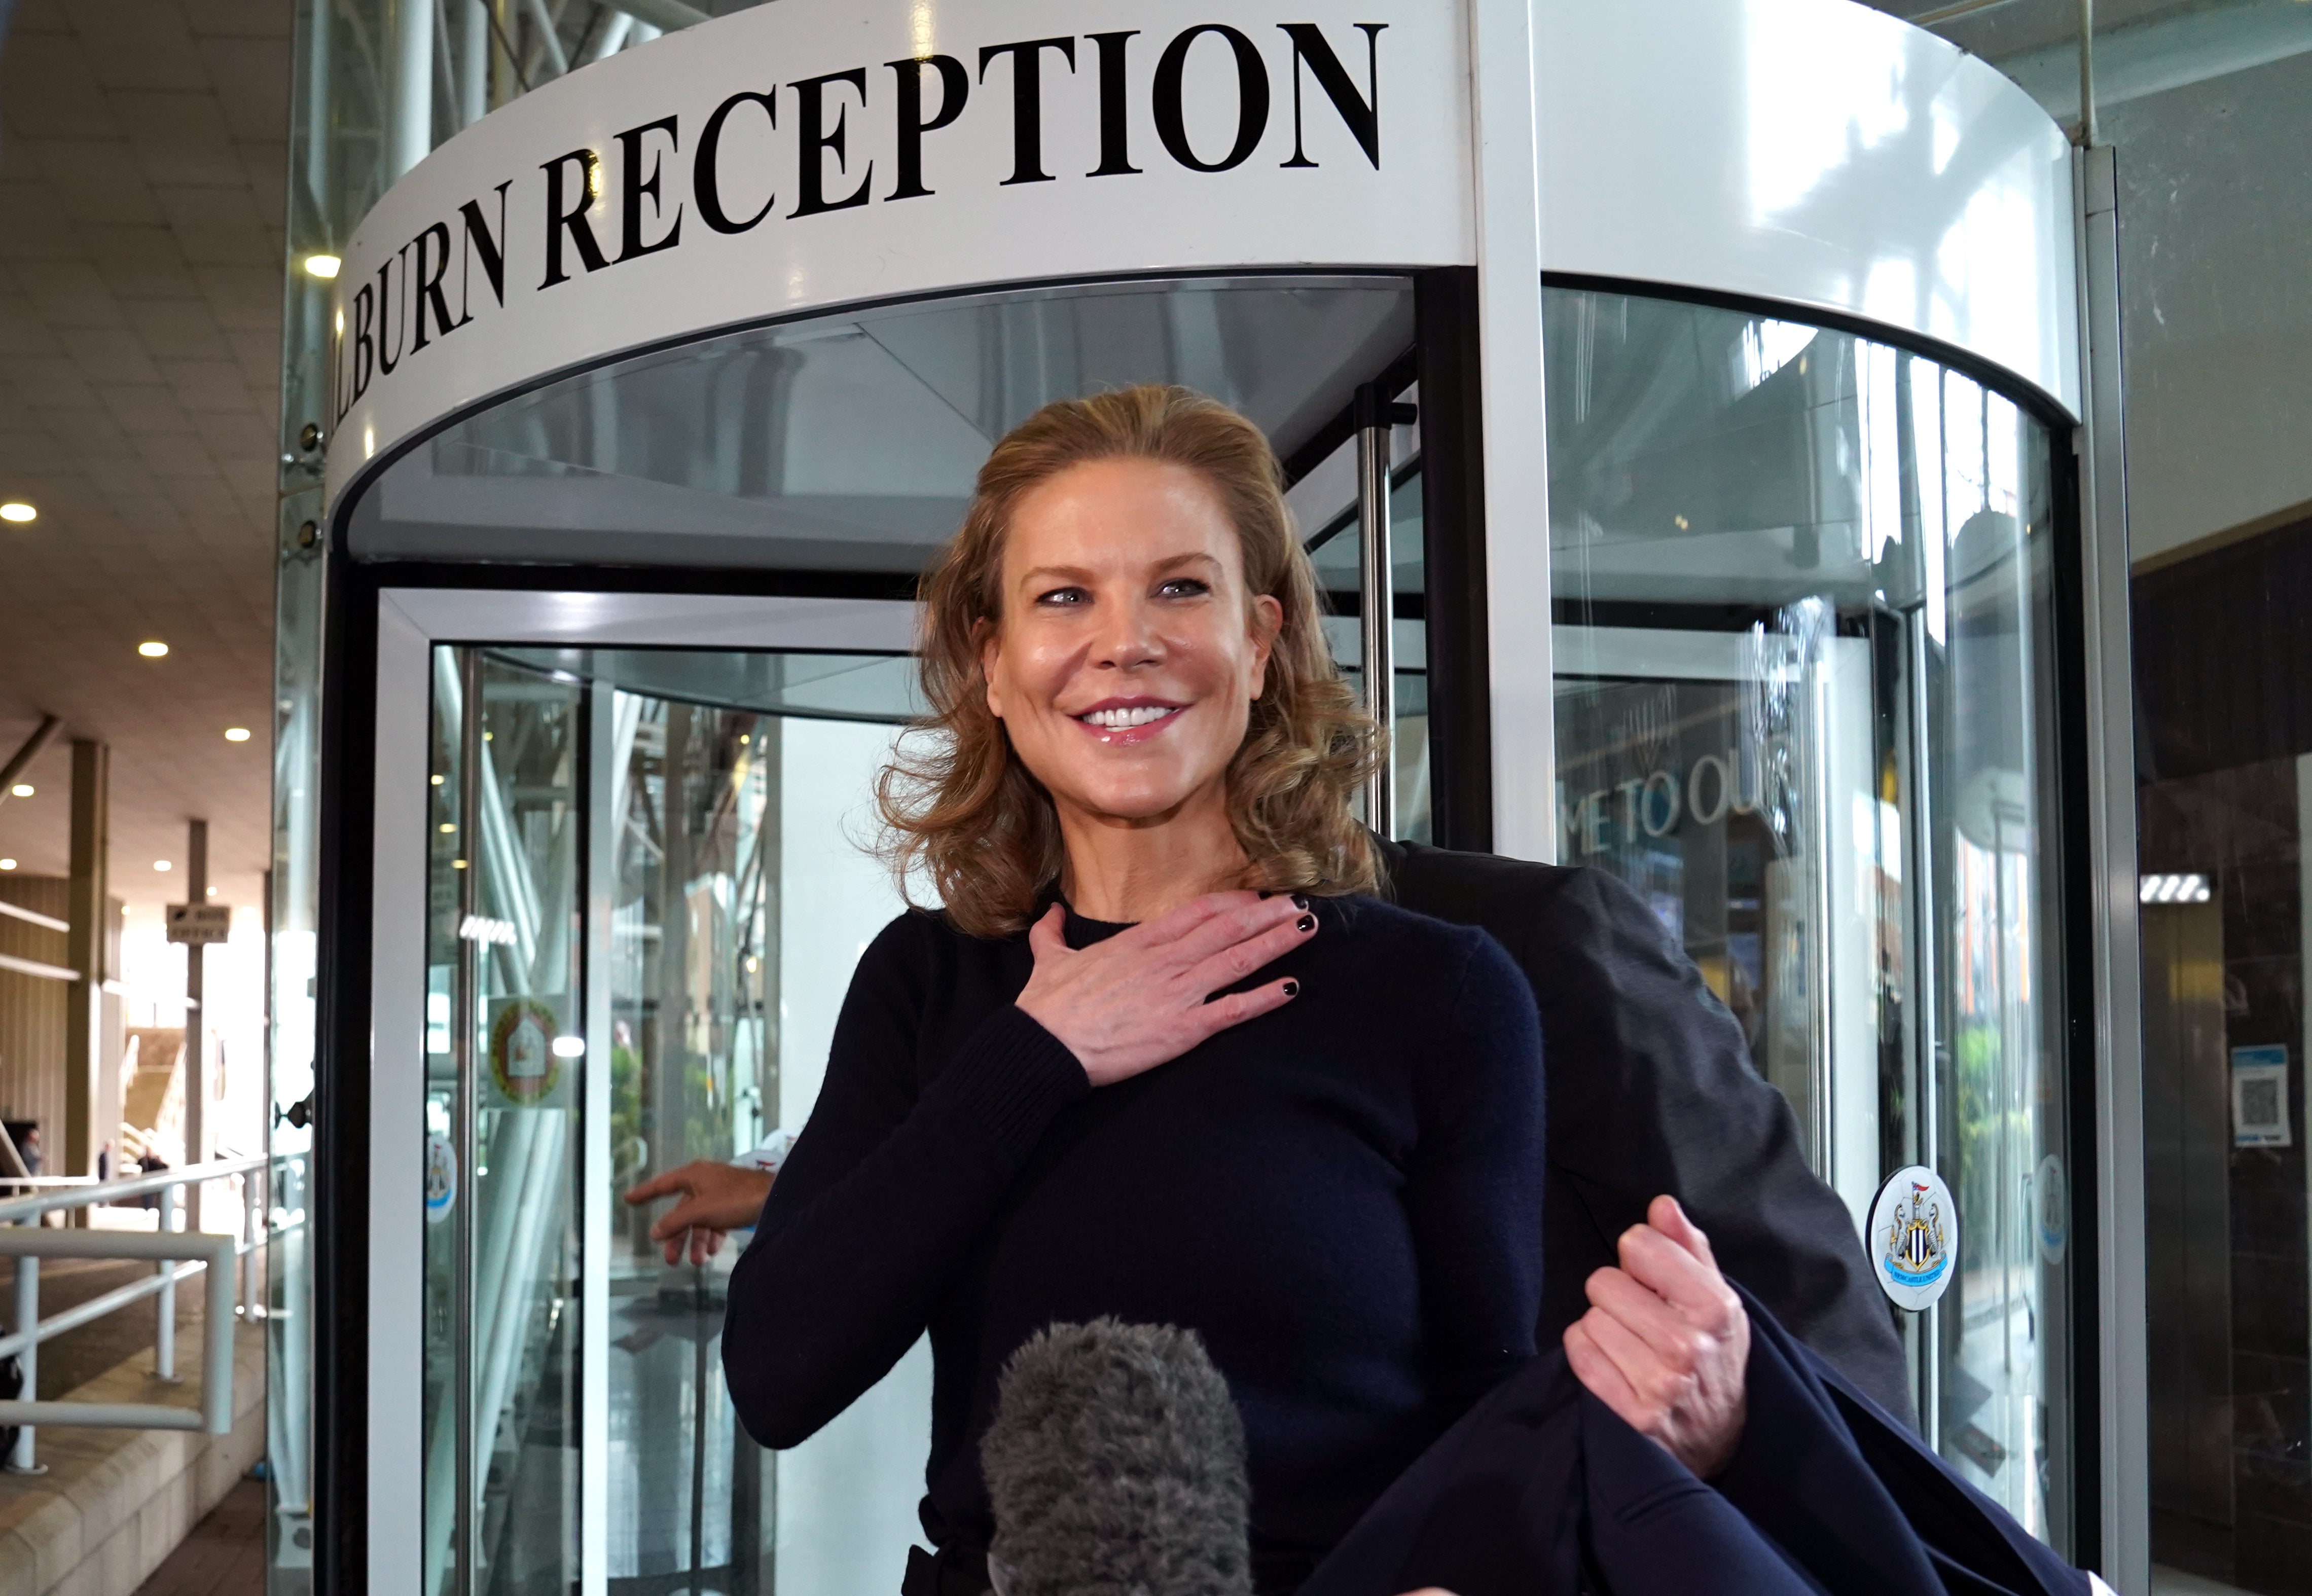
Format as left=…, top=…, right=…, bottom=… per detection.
left=1, top=1153, right=281, bottom=1474
left=0, top=1151, right=268, bottom=1224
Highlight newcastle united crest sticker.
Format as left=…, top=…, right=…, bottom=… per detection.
left=1870, top=1164, right=1959, bottom=1312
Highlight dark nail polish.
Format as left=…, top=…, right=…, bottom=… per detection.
left=1292, top=894, right=1311, bottom=911
left=1282, top=980, right=1300, bottom=997
left=1296, top=914, right=1316, bottom=933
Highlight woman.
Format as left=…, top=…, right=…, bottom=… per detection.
left=711, top=386, right=1747, bottom=1593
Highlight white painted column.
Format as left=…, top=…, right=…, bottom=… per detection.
left=388, top=0, right=436, bottom=179
left=1468, top=0, right=1555, bottom=862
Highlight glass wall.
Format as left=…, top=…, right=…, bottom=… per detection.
left=1545, top=286, right=2078, bottom=1549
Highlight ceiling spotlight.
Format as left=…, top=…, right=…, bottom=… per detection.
left=154, top=859, right=172, bottom=872
left=9, top=784, right=30, bottom=797
left=138, top=640, right=169, bottom=658
left=224, top=727, right=251, bottom=742
left=0, top=859, right=15, bottom=870
left=304, top=253, right=343, bottom=279
left=0, top=502, right=34, bottom=524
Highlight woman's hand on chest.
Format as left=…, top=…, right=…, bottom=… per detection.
left=1016, top=890, right=1317, bottom=1088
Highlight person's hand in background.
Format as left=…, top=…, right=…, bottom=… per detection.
left=623, top=1160, right=774, bottom=1265
left=1563, top=1194, right=1750, bottom=1478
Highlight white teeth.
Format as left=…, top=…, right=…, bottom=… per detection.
left=1079, top=705, right=1177, bottom=730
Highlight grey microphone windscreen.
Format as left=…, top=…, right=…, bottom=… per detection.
left=981, top=1318, right=1253, bottom=1596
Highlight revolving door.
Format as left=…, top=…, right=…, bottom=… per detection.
left=288, top=1, right=2112, bottom=1589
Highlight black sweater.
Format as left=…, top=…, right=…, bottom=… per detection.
left=723, top=893, right=1545, bottom=1588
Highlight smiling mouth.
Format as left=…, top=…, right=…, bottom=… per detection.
left=1074, top=704, right=1183, bottom=731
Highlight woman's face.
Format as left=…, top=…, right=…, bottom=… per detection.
left=983, top=457, right=1281, bottom=827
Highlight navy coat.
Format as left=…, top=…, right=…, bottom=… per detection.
left=1299, top=1287, right=2084, bottom=1596
left=1379, top=840, right=1914, bottom=1422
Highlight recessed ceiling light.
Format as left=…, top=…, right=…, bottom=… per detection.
left=224, top=727, right=251, bottom=742
left=9, top=784, right=30, bottom=797
left=138, top=641, right=169, bottom=658
left=0, top=859, right=15, bottom=870
left=154, top=859, right=172, bottom=872
left=205, top=886, right=218, bottom=898
left=305, top=254, right=342, bottom=279
left=0, top=502, right=34, bottom=523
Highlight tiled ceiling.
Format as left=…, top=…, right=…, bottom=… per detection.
left=0, top=0, right=288, bottom=913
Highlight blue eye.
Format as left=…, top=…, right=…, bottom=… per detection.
left=1158, top=577, right=1210, bottom=598
left=1036, top=587, right=1089, bottom=606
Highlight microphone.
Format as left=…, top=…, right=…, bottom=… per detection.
left=981, top=1318, right=1253, bottom=1596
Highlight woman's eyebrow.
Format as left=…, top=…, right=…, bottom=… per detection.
left=1017, top=564, right=1095, bottom=587
left=1151, top=552, right=1223, bottom=575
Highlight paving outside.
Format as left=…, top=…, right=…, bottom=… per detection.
left=2, top=1240, right=265, bottom=1596
left=128, top=1476, right=264, bottom=1596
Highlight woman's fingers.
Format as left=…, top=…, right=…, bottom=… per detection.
left=1576, top=1204, right=1752, bottom=1479
left=1565, top=1315, right=1651, bottom=1425
left=1618, top=1217, right=1743, bottom=1332
left=1156, top=890, right=1304, bottom=968
left=1182, top=909, right=1316, bottom=998
left=1585, top=1262, right=1709, bottom=1369
left=1648, top=1193, right=1719, bottom=1270
left=1579, top=1278, right=1690, bottom=1402
left=1186, top=976, right=1300, bottom=1041
left=1026, top=901, right=1069, bottom=962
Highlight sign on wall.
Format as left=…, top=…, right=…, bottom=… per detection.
left=164, top=903, right=233, bottom=945
left=326, top=0, right=1472, bottom=509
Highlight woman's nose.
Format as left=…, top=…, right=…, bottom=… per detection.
left=1089, top=598, right=1162, bottom=670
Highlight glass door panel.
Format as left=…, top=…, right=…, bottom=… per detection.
left=421, top=643, right=926, bottom=1596
left=1295, top=409, right=1432, bottom=842
left=423, top=650, right=585, bottom=1596
left=1543, top=287, right=2076, bottom=1549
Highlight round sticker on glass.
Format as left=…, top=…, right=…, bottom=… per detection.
left=1869, top=1164, right=1959, bottom=1311
left=489, top=997, right=562, bottom=1105
left=2034, top=1153, right=2067, bottom=1266
left=425, top=1132, right=457, bottom=1224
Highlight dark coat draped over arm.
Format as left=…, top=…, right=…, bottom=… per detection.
left=1378, top=837, right=1913, bottom=1424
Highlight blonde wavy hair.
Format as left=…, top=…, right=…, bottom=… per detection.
left=878, top=384, right=1383, bottom=938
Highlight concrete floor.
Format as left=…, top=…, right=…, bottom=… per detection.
left=129, top=1477, right=266, bottom=1596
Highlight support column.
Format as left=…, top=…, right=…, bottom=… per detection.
left=64, top=739, right=109, bottom=1179
left=187, top=819, right=208, bottom=1227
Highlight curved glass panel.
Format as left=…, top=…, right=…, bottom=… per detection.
left=1546, top=287, right=2075, bottom=1549
left=349, top=275, right=1413, bottom=570
left=423, top=643, right=926, bottom=1596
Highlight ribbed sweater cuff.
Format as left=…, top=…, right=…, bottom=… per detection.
left=930, top=1004, right=1090, bottom=1164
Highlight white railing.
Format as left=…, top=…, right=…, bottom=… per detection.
left=0, top=1154, right=276, bottom=1473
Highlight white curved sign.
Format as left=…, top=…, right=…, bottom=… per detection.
left=324, top=0, right=1472, bottom=504
left=324, top=0, right=2081, bottom=513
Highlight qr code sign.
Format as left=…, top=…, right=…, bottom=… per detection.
left=2241, top=1076, right=2282, bottom=1128
left=2232, top=1048, right=2292, bottom=1146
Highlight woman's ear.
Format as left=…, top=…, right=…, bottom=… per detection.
left=977, top=618, right=1006, bottom=719
left=1248, top=594, right=1284, bottom=701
